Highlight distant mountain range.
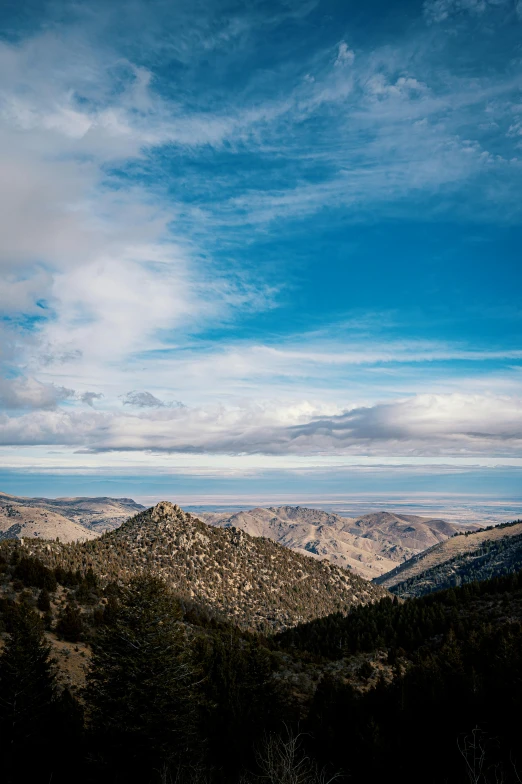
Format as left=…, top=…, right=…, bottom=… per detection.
left=375, top=519, right=522, bottom=596
left=4, top=501, right=388, bottom=631
left=0, top=491, right=145, bottom=543
left=202, top=505, right=476, bottom=578
left=0, top=492, right=480, bottom=577
left=4, top=489, right=520, bottom=621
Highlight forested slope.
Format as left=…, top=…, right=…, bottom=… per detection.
left=376, top=519, right=522, bottom=597
left=0, top=501, right=387, bottom=632
left=1, top=527, right=522, bottom=784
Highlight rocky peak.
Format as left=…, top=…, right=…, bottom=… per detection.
left=150, top=501, right=181, bottom=522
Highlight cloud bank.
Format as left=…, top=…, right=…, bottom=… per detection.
left=0, top=393, right=521, bottom=458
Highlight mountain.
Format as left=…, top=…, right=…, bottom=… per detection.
left=2, top=514, right=521, bottom=784
left=202, top=506, right=470, bottom=579
left=4, top=501, right=388, bottom=631
left=0, top=491, right=145, bottom=540
left=0, top=492, right=470, bottom=574
left=0, top=495, right=98, bottom=543
left=375, top=519, right=522, bottom=597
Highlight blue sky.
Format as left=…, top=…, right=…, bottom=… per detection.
left=1, top=0, right=522, bottom=502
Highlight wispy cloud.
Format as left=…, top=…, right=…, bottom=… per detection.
left=423, top=0, right=514, bottom=23
left=0, top=0, right=521, bottom=471
left=30, top=335, right=522, bottom=411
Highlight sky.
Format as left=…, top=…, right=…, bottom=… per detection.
left=1, top=0, right=522, bottom=506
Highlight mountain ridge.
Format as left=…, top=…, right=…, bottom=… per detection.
left=2, top=500, right=388, bottom=631
left=0, top=492, right=474, bottom=576
left=202, top=505, right=474, bottom=579
left=375, top=518, right=522, bottom=596
left=0, top=491, right=145, bottom=541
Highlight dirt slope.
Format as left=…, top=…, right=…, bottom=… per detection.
left=0, top=491, right=144, bottom=538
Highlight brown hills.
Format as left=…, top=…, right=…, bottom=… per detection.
left=0, top=491, right=144, bottom=542
left=0, top=492, right=478, bottom=580
left=202, top=506, right=470, bottom=579
left=6, top=501, right=388, bottom=632
left=0, top=496, right=97, bottom=544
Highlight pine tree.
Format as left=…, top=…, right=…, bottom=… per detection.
left=0, top=604, right=59, bottom=782
left=37, top=586, right=51, bottom=612
left=84, top=575, right=198, bottom=781
left=197, top=628, right=290, bottom=778
left=56, top=602, right=84, bottom=641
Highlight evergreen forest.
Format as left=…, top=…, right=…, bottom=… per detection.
left=1, top=542, right=522, bottom=783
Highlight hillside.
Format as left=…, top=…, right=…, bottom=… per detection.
left=375, top=519, right=522, bottom=597
left=0, top=492, right=470, bottom=574
left=276, top=567, right=522, bottom=660
left=272, top=569, right=522, bottom=784
left=0, top=491, right=144, bottom=538
left=202, top=506, right=469, bottom=579
left=0, top=497, right=98, bottom=544
left=1, top=501, right=388, bottom=631
left=2, top=536, right=521, bottom=784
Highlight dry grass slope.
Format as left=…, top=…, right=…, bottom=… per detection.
left=376, top=520, right=522, bottom=596
left=203, top=506, right=468, bottom=579
left=0, top=501, right=98, bottom=543
left=0, top=491, right=144, bottom=539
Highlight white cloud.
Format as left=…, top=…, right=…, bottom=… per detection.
left=81, top=392, right=104, bottom=408
left=121, top=391, right=167, bottom=408
left=285, top=393, right=522, bottom=454
left=334, top=42, right=355, bottom=67
left=42, top=248, right=196, bottom=363
left=0, top=270, right=54, bottom=315
left=507, top=119, right=522, bottom=139
left=0, top=378, right=74, bottom=410
left=0, top=393, right=521, bottom=457
left=365, top=75, right=428, bottom=98
left=0, top=31, right=277, bottom=387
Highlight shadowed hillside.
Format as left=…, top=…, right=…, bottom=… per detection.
left=375, top=519, right=522, bottom=597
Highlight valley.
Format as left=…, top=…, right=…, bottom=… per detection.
left=0, top=497, right=521, bottom=784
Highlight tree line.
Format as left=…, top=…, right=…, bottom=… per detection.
left=1, top=551, right=522, bottom=782
left=275, top=569, right=522, bottom=658
left=0, top=564, right=292, bottom=784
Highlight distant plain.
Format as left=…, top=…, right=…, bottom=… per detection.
left=158, top=496, right=522, bottom=528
